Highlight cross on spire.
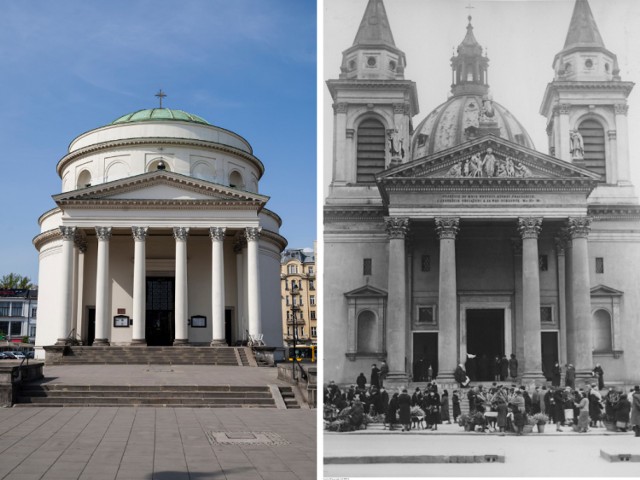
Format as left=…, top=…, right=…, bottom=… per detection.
left=466, top=2, right=474, bottom=22
left=155, top=89, right=167, bottom=108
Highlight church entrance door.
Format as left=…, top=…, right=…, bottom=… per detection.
left=541, top=331, right=559, bottom=381
left=466, top=309, right=504, bottom=381
left=412, top=332, right=438, bottom=381
left=145, top=277, right=175, bottom=346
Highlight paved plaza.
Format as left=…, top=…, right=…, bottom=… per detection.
left=324, top=423, right=640, bottom=477
left=0, top=365, right=316, bottom=480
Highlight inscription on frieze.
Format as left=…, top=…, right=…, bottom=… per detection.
left=437, top=193, right=543, bottom=204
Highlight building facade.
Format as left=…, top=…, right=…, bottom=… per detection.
left=0, top=289, right=38, bottom=342
left=34, top=108, right=287, bottom=358
left=325, top=0, right=640, bottom=386
left=280, top=248, right=317, bottom=347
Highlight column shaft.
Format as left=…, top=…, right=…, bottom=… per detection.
left=56, top=226, right=76, bottom=344
left=519, top=218, right=544, bottom=383
left=615, top=107, right=631, bottom=183
left=210, top=227, right=226, bottom=346
left=559, top=107, right=571, bottom=161
left=555, top=238, right=568, bottom=367
left=132, top=227, right=147, bottom=345
left=246, top=227, right=262, bottom=340
left=174, top=227, right=189, bottom=345
left=94, top=227, right=111, bottom=346
left=436, top=217, right=459, bottom=382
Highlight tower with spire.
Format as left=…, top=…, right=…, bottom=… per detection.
left=540, top=0, right=636, bottom=201
left=450, top=15, right=490, bottom=97
left=326, top=0, right=418, bottom=195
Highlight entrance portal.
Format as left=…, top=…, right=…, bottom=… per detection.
left=466, top=309, right=504, bottom=381
left=541, top=331, right=559, bottom=381
left=146, top=277, right=175, bottom=346
left=412, top=332, right=438, bottom=381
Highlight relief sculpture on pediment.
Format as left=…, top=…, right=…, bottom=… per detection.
left=445, top=149, right=532, bottom=178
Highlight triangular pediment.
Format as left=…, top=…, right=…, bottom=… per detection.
left=590, top=284, right=624, bottom=297
left=53, top=170, right=269, bottom=208
left=378, top=135, right=601, bottom=182
left=344, top=284, right=388, bottom=298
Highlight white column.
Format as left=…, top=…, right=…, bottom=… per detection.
left=234, top=237, right=247, bottom=342
left=131, top=227, right=148, bottom=345
left=56, top=226, right=76, bottom=345
left=245, top=227, right=262, bottom=340
left=558, top=104, right=571, bottom=162
left=332, top=103, right=348, bottom=185
left=614, top=104, right=631, bottom=184
left=74, top=238, right=87, bottom=341
left=93, top=226, right=112, bottom=346
left=210, top=227, right=227, bottom=346
left=555, top=237, right=568, bottom=368
left=173, top=227, right=189, bottom=346
left=607, top=130, right=618, bottom=184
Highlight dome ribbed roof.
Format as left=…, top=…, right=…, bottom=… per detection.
left=111, top=108, right=210, bottom=126
left=411, top=94, right=534, bottom=159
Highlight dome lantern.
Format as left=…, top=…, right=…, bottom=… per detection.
left=450, top=16, right=490, bottom=97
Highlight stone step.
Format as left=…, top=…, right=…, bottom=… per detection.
left=16, top=396, right=276, bottom=406
left=20, top=390, right=273, bottom=399
left=23, top=384, right=270, bottom=393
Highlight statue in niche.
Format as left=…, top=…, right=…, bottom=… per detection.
left=570, top=130, right=584, bottom=160
left=388, top=128, right=405, bottom=159
left=482, top=148, right=497, bottom=176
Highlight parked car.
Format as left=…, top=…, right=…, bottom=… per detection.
left=0, top=352, right=8, bottom=360
left=1, top=352, right=16, bottom=359
left=10, top=351, right=25, bottom=360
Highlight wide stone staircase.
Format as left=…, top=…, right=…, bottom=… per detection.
left=46, top=346, right=246, bottom=366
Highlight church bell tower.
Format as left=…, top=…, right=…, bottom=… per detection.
left=540, top=0, right=636, bottom=202
left=326, top=0, right=419, bottom=198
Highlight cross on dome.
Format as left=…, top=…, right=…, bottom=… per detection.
left=155, top=89, right=167, bottom=108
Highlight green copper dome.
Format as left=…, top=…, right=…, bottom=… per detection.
left=111, top=108, right=211, bottom=126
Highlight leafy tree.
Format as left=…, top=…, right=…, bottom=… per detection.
left=0, top=273, right=34, bottom=289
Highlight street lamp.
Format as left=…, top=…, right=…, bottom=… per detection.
left=290, top=283, right=300, bottom=381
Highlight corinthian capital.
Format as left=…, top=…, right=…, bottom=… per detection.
left=385, top=217, right=409, bottom=239
left=209, top=227, right=226, bottom=241
left=59, top=226, right=77, bottom=241
left=173, top=227, right=189, bottom=241
left=95, top=226, right=112, bottom=241
left=244, top=227, right=262, bottom=242
left=518, top=217, right=542, bottom=239
left=435, top=217, right=459, bottom=240
left=131, top=226, right=148, bottom=241
left=567, top=216, right=592, bottom=239
left=614, top=104, right=629, bottom=115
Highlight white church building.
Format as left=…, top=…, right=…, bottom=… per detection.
left=33, top=107, right=286, bottom=358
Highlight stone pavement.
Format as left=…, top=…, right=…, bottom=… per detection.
left=0, top=365, right=316, bottom=480
left=324, top=422, right=640, bottom=477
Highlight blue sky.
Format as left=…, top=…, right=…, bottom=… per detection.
left=0, top=0, right=317, bottom=283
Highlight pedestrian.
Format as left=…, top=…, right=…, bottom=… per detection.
left=588, top=385, right=603, bottom=428
left=565, top=364, right=576, bottom=389
left=379, top=360, right=389, bottom=387
left=592, top=363, right=605, bottom=390
left=496, top=399, right=508, bottom=433
left=616, top=392, right=631, bottom=432
left=379, top=386, right=389, bottom=418
left=386, top=392, right=399, bottom=430
left=441, top=389, right=451, bottom=424
left=539, top=386, right=547, bottom=414
left=370, top=364, right=380, bottom=389
left=427, top=364, right=434, bottom=382
left=575, top=391, right=590, bottom=433
left=500, top=355, right=509, bottom=381
left=563, top=387, right=575, bottom=426
left=454, top=363, right=470, bottom=388
left=552, top=387, right=565, bottom=431
left=508, top=354, right=518, bottom=382
left=452, top=390, right=461, bottom=422
left=493, top=356, right=501, bottom=382
left=356, top=372, right=367, bottom=390
left=552, top=361, right=562, bottom=387
left=398, top=388, right=412, bottom=432
left=425, top=390, right=441, bottom=430
left=631, top=385, right=640, bottom=437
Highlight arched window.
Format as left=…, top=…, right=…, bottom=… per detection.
left=356, top=118, right=386, bottom=183
left=357, top=310, right=377, bottom=353
left=593, top=309, right=612, bottom=352
left=229, top=170, right=244, bottom=189
left=577, top=119, right=606, bottom=179
left=148, top=159, right=171, bottom=172
left=77, top=170, right=92, bottom=189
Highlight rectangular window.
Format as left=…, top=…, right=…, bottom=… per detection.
left=309, top=280, right=315, bottom=290
left=10, top=322, right=21, bottom=336
left=11, top=302, right=23, bottom=317
left=311, top=326, right=317, bottom=337
left=0, top=321, right=8, bottom=336
left=310, top=295, right=315, bottom=305
left=284, top=279, right=289, bottom=290
left=417, top=306, right=436, bottom=324
left=363, top=258, right=372, bottom=276
left=288, top=265, right=298, bottom=274
left=0, top=303, right=9, bottom=317
left=540, top=306, right=553, bottom=323
left=29, top=325, right=36, bottom=337
left=286, top=296, right=290, bottom=306
left=31, top=307, right=37, bottom=318
left=539, top=255, right=548, bottom=271
left=308, top=266, right=314, bottom=274
left=421, top=255, right=431, bottom=272
left=310, top=310, right=316, bottom=320
left=596, top=257, right=604, bottom=274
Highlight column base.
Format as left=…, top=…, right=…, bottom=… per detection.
left=575, top=369, right=596, bottom=388
left=55, top=338, right=70, bottom=346
left=210, top=339, right=227, bottom=347
left=521, top=370, right=546, bottom=386
left=173, top=339, right=190, bottom=347
left=92, top=339, right=110, bottom=347
left=130, top=339, right=147, bottom=346
left=383, top=371, right=410, bottom=392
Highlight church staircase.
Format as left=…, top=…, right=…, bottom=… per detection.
left=47, top=346, right=247, bottom=366
left=14, top=384, right=278, bottom=408
left=278, top=386, right=301, bottom=409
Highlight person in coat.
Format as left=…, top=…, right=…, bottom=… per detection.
left=565, top=364, right=576, bottom=389
left=552, top=362, right=562, bottom=387
left=588, top=387, right=603, bottom=428
left=398, top=388, right=412, bottom=432
left=386, top=392, right=399, bottom=430
left=378, top=387, right=389, bottom=418
left=452, top=391, right=461, bottom=422
left=454, top=363, right=469, bottom=388
left=615, top=393, right=631, bottom=432
left=631, top=385, right=640, bottom=437
left=379, top=360, right=389, bottom=387
left=370, top=364, right=380, bottom=389
left=441, top=389, right=451, bottom=424
left=496, top=399, right=508, bottom=432
left=552, top=387, right=565, bottom=431
left=575, top=391, right=590, bottom=433
left=356, top=372, right=367, bottom=390
left=592, top=364, right=605, bottom=390
left=508, top=354, right=518, bottom=382
left=500, top=355, right=509, bottom=381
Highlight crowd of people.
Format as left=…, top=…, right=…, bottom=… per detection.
left=324, top=366, right=640, bottom=436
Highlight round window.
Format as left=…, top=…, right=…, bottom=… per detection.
left=389, top=60, right=397, bottom=71
left=585, top=59, right=593, bottom=68
left=367, top=56, right=377, bottom=67
left=348, top=60, right=356, bottom=70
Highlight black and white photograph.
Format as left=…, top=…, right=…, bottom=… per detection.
left=323, top=0, right=640, bottom=477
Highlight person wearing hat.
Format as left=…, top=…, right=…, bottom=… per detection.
left=631, top=385, right=640, bottom=437
left=398, top=388, right=412, bottom=432
left=591, top=363, right=605, bottom=390
left=565, top=364, right=576, bottom=389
